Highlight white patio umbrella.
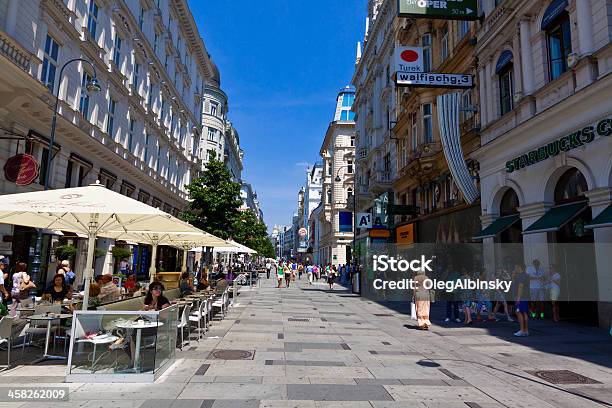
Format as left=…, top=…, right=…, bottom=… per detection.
left=227, top=239, right=258, bottom=254
left=115, top=231, right=230, bottom=277
left=0, top=183, right=204, bottom=309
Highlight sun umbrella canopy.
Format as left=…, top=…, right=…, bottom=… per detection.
left=0, top=183, right=201, bottom=236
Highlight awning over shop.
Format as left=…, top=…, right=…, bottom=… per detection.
left=586, top=205, right=612, bottom=229
left=473, top=214, right=520, bottom=240
left=523, top=201, right=588, bottom=234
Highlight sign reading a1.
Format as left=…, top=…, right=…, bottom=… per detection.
left=398, top=0, right=479, bottom=21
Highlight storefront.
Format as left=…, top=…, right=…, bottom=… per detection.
left=476, top=109, right=612, bottom=327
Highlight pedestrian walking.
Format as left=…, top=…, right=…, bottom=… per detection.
left=444, top=264, right=461, bottom=323
left=298, top=263, right=304, bottom=280
left=306, top=264, right=313, bottom=284
left=284, top=263, right=291, bottom=288
left=526, top=259, right=545, bottom=319
left=277, top=263, right=284, bottom=288
left=266, top=261, right=272, bottom=279
left=313, top=264, right=319, bottom=281
left=548, top=263, right=561, bottom=322
left=492, top=267, right=513, bottom=322
left=514, top=263, right=530, bottom=336
left=413, top=272, right=432, bottom=330
left=327, top=266, right=336, bottom=290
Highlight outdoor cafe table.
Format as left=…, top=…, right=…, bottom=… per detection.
left=26, top=313, right=72, bottom=363
left=114, top=320, right=164, bottom=372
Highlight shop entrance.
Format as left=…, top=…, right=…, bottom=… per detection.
left=552, top=168, right=597, bottom=325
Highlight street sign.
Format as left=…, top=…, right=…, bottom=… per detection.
left=395, top=46, right=423, bottom=73
left=356, top=213, right=372, bottom=228
left=397, top=0, right=479, bottom=21
left=396, top=72, right=473, bottom=88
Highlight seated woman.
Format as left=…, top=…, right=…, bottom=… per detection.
left=142, top=282, right=170, bottom=311
left=196, top=275, right=209, bottom=291
left=42, top=273, right=73, bottom=303
left=98, top=275, right=121, bottom=303
left=179, top=272, right=194, bottom=297
left=123, top=274, right=138, bottom=294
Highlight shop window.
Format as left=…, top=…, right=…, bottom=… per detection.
left=545, top=10, right=572, bottom=81
left=138, top=190, right=150, bottom=204
left=120, top=181, right=135, bottom=197
left=99, top=168, right=117, bottom=189
left=500, top=188, right=520, bottom=216
left=554, top=168, right=587, bottom=203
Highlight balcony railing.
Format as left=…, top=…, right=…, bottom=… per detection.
left=0, top=30, right=32, bottom=72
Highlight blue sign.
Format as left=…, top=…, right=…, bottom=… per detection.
left=339, top=211, right=353, bottom=232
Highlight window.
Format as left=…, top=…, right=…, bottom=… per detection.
left=421, top=33, right=432, bottom=72
left=347, top=159, right=353, bottom=174
left=127, top=118, right=135, bottom=150
left=153, top=33, right=158, bottom=53
left=144, top=131, right=149, bottom=164
left=86, top=0, right=99, bottom=38
left=79, top=71, right=93, bottom=118
left=440, top=26, right=449, bottom=62
left=327, top=161, right=332, bottom=176
left=460, top=89, right=473, bottom=122
left=41, top=34, right=59, bottom=93
left=340, top=110, right=355, bottom=121
left=99, top=169, right=117, bottom=189
left=147, top=82, right=155, bottom=107
left=342, top=93, right=354, bottom=107
left=326, top=189, right=332, bottom=204
left=133, top=63, right=140, bottom=94
left=120, top=181, right=135, bottom=197
left=458, top=20, right=470, bottom=40
left=422, top=103, right=433, bottom=143
left=499, top=64, right=513, bottom=115
left=210, top=102, right=218, bottom=116
left=207, top=127, right=215, bottom=141
left=411, top=114, right=418, bottom=151
left=156, top=144, right=161, bottom=172
left=113, top=35, right=122, bottom=66
left=350, top=135, right=355, bottom=147
left=347, top=188, right=353, bottom=202
left=546, top=12, right=572, bottom=81
left=206, top=149, right=215, bottom=162
left=107, top=98, right=116, bottom=137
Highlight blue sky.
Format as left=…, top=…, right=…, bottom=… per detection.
left=188, top=0, right=367, bottom=230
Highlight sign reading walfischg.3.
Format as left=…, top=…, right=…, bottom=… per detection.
left=505, top=117, right=612, bottom=173
left=396, top=72, right=473, bottom=88
left=397, top=0, right=478, bottom=20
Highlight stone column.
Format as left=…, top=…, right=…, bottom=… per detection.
left=584, top=187, right=612, bottom=328
left=519, top=202, right=554, bottom=267
left=485, top=61, right=495, bottom=123
left=576, top=0, right=594, bottom=55
left=512, top=26, right=523, bottom=98
left=520, top=19, right=535, bottom=95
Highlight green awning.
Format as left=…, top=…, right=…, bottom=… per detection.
left=586, top=205, right=612, bottom=229
left=473, top=214, right=520, bottom=240
left=523, top=201, right=588, bottom=234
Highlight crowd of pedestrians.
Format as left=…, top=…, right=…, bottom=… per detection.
left=264, top=260, right=356, bottom=290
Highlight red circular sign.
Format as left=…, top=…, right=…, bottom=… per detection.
left=4, top=153, right=40, bottom=186
left=401, top=50, right=419, bottom=62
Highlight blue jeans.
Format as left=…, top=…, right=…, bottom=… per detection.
left=446, top=301, right=460, bottom=319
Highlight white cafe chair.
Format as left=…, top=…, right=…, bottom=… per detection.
left=22, top=304, right=61, bottom=352
left=176, top=304, right=191, bottom=350
left=189, top=299, right=207, bottom=340
left=0, top=316, right=15, bottom=368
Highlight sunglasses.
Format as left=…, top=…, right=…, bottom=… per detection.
left=151, top=287, right=162, bottom=292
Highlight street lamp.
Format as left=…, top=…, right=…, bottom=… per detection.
left=30, top=58, right=100, bottom=291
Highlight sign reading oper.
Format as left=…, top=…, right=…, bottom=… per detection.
left=398, top=0, right=478, bottom=20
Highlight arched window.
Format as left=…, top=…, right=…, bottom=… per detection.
left=554, top=168, right=587, bottom=203
left=326, top=189, right=332, bottom=205
left=542, top=0, right=572, bottom=81
left=500, top=188, right=519, bottom=216
left=496, top=51, right=514, bottom=115
left=347, top=188, right=353, bottom=202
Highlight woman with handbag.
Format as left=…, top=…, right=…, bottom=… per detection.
left=9, top=262, right=34, bottom=316
left=413, top=272, right=432, bottom=330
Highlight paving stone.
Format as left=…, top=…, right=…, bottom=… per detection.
left=286, top=384, right=393, bottom=401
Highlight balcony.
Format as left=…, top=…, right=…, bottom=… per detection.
left=0, top=30, right=33, bottom=72
left=81, top=27, right=106, bottom=63
left=42, top=0, right=78, bottom=38
left=369, top=170, right=393, bottom=195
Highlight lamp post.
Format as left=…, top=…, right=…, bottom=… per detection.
left=334, top=165, right=357, bottom=289
left=30, top=59, right=101, bottom=292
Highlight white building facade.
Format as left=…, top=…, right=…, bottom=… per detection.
left=474, top=0, right=612, bottom=327
left=0, top=0, right=214, bottom=283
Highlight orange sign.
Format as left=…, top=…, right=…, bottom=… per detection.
left=369, top=229, right=390, bottom=238
left=396, top=223, right=415, bottom=244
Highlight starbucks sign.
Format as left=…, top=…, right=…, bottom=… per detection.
left=505, top=117, right=612, bottom=173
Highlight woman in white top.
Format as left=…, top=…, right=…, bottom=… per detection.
left=548, top=264, right=561, bottom=322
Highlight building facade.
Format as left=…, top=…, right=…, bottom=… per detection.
left=473, top=0, right=612, bottom=328
left=317, top=86, right=356, bottom=266
left=0, top=0, right=214, bottom=284
left=240, top=181, right=263, bottom=221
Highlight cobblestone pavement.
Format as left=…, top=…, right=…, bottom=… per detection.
left=1, top=276, right=612, bottom=407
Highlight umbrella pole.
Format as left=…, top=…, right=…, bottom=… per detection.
left=81, top=234, right=97, bottom=310
left=149, top=244, right=158, bottom=282
left=181, top=249, right=188, bottom=273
